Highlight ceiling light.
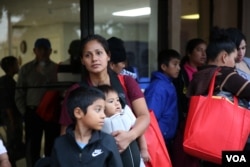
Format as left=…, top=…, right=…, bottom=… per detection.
left=181, top=14, right=200, bottom=20
left=11, top=15, right=24, bottom=23
left=112, top=7, right=151, bottom=17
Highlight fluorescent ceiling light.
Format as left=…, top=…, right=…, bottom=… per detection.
left=11, top=15, right=24, bottom=23
left=181, top=14, right=200, bottom=20
left=112, top=7, right=151, bottom=17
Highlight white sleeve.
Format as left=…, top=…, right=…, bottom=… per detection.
left=0, top=140, right=7, bottom=154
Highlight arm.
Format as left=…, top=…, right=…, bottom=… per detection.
left=15, top=68, right=27, bottom=115
left=105, top=135, right=123, bottom=167
left=0, top=140, right=11, bottom=167
left=138, top=135, right=150, bottom=162
left=112, top=98, right=150, bottom=152
left=0, top=153, right=11, bottom=167
left=5, top=108, right=14, bottom=129
left=145, top=81, right=178, bottom=143
left=112, top=76, right=150, bottom=152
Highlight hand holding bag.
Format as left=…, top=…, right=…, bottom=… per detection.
left=117, top=75, right=172, bottom=167
left=183, top=69, right=250, bottom=164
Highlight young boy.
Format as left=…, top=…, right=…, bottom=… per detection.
left=97, top=85, right=150, bottom=167
left=144, top=49, right=181, bottom=147
left=50, top=87, right=123, bottom=167
left=0, top=56, right=24, bottom=167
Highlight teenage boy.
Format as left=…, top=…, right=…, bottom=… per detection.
left=50, top=87, right=123, bottom=167
left=144, top=49, right=181, bottom=147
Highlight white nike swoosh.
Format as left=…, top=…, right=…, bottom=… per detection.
left=92, top=151, right=103, bottom=157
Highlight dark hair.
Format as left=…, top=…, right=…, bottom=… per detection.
left=206, top=27, right=236, bottom=62
left=181, top=38, right=206, bottom=66
left=107, top=37, right=127, bottom=64
left=67, top=87, right=105, bottom=123
left=0, top=56, right=18, bottom=73
left=68, top=39, right=82, bottom=73
left=81, top=34, right=109, bottom=57
left=158, top=49, right=181, bottom=72
left=96, top=84, right=116, bottom=95
left=226, top=27, right=246, bottom=49
left=96, top=84, right=126, bottom=108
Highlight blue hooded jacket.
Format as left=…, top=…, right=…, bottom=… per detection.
left=144, top=71, right=179, bottom=144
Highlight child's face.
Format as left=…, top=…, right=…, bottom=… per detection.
left=80, top=99, right=106, bottom=130
left=104, top=91, right=122, bottom=117
left=162, top=58, right=180, bottom=78
left=110, top=62, right=126, bottom=74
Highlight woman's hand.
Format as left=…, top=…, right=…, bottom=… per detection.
left=111, top=130, right=133, bottom=153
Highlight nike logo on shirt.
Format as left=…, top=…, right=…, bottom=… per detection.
left=92, top=149, right=103, bottom=157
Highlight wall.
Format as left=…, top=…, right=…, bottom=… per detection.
left=0, top=22, right=80, bottom=76
left=213, top=0, right=238, bottom=28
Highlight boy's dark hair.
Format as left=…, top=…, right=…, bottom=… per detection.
left=207, top=27, right=236, bottom=62
left=157, top=49, right=181, bottom=72
left=67, top=87, right=105, bottom=123
left=0, top=56, right=17, bottom=73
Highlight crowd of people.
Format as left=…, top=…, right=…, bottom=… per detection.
left=0, top=26, right=249, bottom=167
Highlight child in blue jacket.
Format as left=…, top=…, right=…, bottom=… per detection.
left=144, top=49, right=181, bottom=145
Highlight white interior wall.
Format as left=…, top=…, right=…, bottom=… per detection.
left=0, top=22, right=80, bottom=76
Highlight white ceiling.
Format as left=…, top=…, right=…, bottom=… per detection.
left=1, top=0, right=151, bottom=28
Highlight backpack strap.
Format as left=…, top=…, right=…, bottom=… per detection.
left=109, top=71, right=128, bottom=108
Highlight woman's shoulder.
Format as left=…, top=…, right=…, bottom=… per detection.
left=122, top=74, right=137, bottom=82
left=219, top=66, right=237, bottom=76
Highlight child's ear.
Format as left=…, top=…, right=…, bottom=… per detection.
left=74, top=107, right=84, bottom=119
left=160, top=64, right=168, bottom=71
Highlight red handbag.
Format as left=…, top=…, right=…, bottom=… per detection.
left=117, top=75, right=172, bottom=167
left=183, top=70, right=250, bottom=164
left=144, top=110, right=172, bottom=167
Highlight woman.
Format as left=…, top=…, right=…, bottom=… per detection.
left=59, top=34, right=150, bottom=166
left=187, top=27, right=250, bottom=167
left=172, top=38, right=207, bottom=167
left=226, top=27, right=250, bottom=80
left=174, top=38, right=207, bottom=121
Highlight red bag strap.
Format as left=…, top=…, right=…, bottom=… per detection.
left=117, top=74, right=127, bottom=93
left=208, top=69, right=219, bottom=97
